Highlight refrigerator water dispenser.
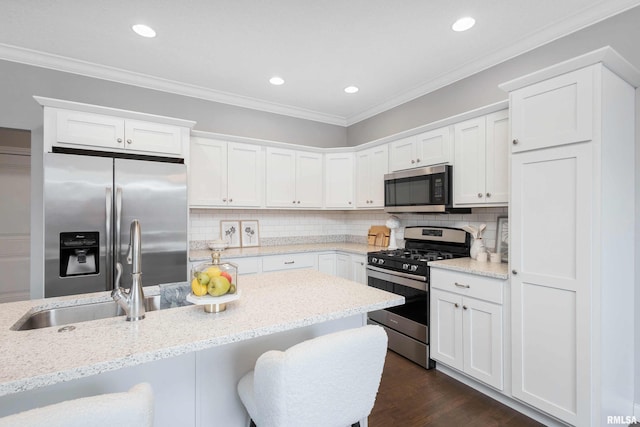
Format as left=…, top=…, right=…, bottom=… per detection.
left=59, top=232, right=99, bottom=277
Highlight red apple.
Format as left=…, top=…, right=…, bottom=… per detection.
left=220, top=271, right=233, bottom=284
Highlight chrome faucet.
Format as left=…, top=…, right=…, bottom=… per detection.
left=112, top=219, right=145, bottom=321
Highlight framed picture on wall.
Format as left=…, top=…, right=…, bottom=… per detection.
left=220, top=220, right=240, bottom=248
left=241, top=220, right=260, bottom=247
left=495, top=215, right=508, bottom=262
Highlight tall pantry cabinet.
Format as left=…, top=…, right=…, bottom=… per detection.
left=500, top=47, right=639, bottom=426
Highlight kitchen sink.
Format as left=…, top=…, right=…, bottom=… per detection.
left=13, top=294, right=162, bottom=331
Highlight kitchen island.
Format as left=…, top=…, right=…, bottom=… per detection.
left=0, top=269, right=402, bottom=426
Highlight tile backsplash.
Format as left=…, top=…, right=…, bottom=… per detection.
left=189, top=207, right=508, bottom=252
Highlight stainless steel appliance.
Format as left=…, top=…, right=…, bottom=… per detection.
left=367, top=226, right=470, bottom=368
left=44, top=149, right=187, bottom=297
left=384, top=165, right=470, bottom=214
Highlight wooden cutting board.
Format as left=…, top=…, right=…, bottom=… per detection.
left=367, top=225, right=390, bottom=247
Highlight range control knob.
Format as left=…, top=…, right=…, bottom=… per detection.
left=402, top=263, right=409, bottom=270
left=371, top=257, right=377, bottom=264
left=410, top=265, right=418, bottom=272
left=377, top=259, right=385, bottom=265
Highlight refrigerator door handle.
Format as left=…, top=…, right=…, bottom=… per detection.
left=105, top=187, right=113, bottom=290
left=116, top=187, right=122, bottom=264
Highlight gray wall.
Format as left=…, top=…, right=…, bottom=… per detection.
left=346, top=5, right=640, bottom=146
left=0, top=60, right=346, bottom=148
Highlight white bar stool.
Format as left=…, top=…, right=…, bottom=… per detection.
left=0, top=382, right=154, bottom=427
left=237, top=325, right=388, bottom=427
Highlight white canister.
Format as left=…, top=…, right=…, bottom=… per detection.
left=490, top=252, right=501, bottom=263
left=476, top=251, right=488, bottom=262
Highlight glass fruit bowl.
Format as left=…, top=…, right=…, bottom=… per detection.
left=188, top=245, right=239, bottom=313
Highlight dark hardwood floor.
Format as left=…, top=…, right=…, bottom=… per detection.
left=369, top=351, right=544, bottom=427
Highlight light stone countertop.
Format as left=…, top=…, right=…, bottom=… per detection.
left=0, top=269, right=402, bottom=397
left=428, top=257, right=509, bottom=280
left=189, top=242, right=378, bottom=262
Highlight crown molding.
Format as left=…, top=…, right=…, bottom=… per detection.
left=1, top=0, right=638, bottom=128
left=0, top=43, right=347, bottom=127
left=344, top=0, right=640, bottom=126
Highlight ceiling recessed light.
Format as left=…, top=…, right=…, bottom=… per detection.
left=132, top=24, right=156, bottom=38
left=344, top=86, right=359, bottom=94
left=452, top=16, right=475, bottom=32
left=269, top=76, right=285, bottom=86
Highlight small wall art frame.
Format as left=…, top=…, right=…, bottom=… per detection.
left=495, top=215, right=508, bottom=262
left=220, top=220, right=240, bottom=248
left=240, top=220, right=260, bottom=247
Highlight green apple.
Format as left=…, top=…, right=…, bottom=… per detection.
left=208, top=276, right=231, bottom=296
left=197, top=272, right=210, bottom=286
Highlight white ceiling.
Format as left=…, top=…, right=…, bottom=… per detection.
left=1, top=0, right=639, bottom=126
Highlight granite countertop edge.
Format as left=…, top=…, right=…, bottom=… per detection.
left=428, top=257, right=509, bottom=280
left=189, top=242, right=378, bottom=261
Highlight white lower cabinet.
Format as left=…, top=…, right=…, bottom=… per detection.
left=430, top=268, right=505, bottom=390
left=350, top=255, right=366, bottom=285
left=261, top=253, right=316, bottom=272
left=317, top=252, right=366, bottom=284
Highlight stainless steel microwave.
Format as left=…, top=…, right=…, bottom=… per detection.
left=384, top=165, right=470, bottom=213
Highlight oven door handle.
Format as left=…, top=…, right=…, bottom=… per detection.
left=366, top=265, right=427, bottom=292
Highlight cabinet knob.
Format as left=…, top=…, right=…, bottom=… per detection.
left=512, top=270, right=518, bottom=275
left=348, top=201, right=352, bottom=204
left=454, top=303, right=459, bottom=308
left=463, top=305, right=468, bottom=310
left=117, top=138, right=123, bottom=143
left=512, top=139, right=519, bottom=145
left=293, top=201, right=296, bottom=204
left=297, top=200, right=301, bottom=204
left=126, top=139, right=132, bottom=144
left=416, top=158, right=421, bottom=163
left=222, top=198, right=227, bottom=202
left=477, top=193, right=483, bottom=198
left=486, top=192, right=491, bottom=197
left=229, top=198, right=233, bottom=203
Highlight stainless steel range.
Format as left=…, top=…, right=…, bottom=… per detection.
left=366, top=226, right=470, bottom=369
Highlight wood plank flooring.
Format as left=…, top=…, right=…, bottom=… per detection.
left=369, top=351, right=544, bottom=427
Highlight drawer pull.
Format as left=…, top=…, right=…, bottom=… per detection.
left=454, top=303, right=459, bottom=308
left=454, top=282, right=470, bottom=288
left=284, top=261, right=295, bottom=265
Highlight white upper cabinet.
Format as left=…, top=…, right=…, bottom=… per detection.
left=510, top=67, right=593, bottom=153
left=265, top=147, right=323, bottom=208
left=453, top=110, right=509, bottom=206
left=389, top=126, right=452, bottom=171
left=325, top=152, right=354, bottom=208
left=356, top=144, right=388, bottom=208
left=189, top=138, right=262, bottom=208
left=55, top=110, right=183, bottom=156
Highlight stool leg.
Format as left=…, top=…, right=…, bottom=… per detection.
left=351, top=423, right=360, bottom=427
left=250, top=419, right=257, bottom=427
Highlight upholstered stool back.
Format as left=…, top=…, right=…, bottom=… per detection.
left=237, top=325, right=388, bottom=427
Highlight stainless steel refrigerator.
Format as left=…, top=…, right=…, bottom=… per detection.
left=44, top=151, right=187, bottom=297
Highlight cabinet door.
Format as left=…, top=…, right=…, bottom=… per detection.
left=355, top=150, right=371, bottom=207
left=462, top=298, right=503, bottom=390
left=430, top=289, right=463, bottom=371
left=265, top=148, right=296, bottom=207
left=227, top=142, right=263, bottom=207
left=415, top=126, right=452, bottom=166
left=510, top=67, right=593, bottom=153
left=511, top=143, right=592, bottom=425
left=56, top=110, right=125, bottom=150
left=317, top=253, right=336, bottom=276
left=368, top=145, right=388, bottom=207
left=389, top=136, right=416, bottom=171
left=325, top=153, right=354, bottom=208
left=454, top=117, right=486, bottom=205
left=484, top=110, right=509, bottom=205
left=335, top=253, right=351, bottom=279
left=188, top=138, right=227, bottom=207
left=295, top=151, right=323, bottom=208
left=125, top=120, right=182, bottom=155
left=350, top=255, right=367, bottom=285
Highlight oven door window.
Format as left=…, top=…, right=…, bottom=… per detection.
left=368, top=275, right=427, bottom=325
